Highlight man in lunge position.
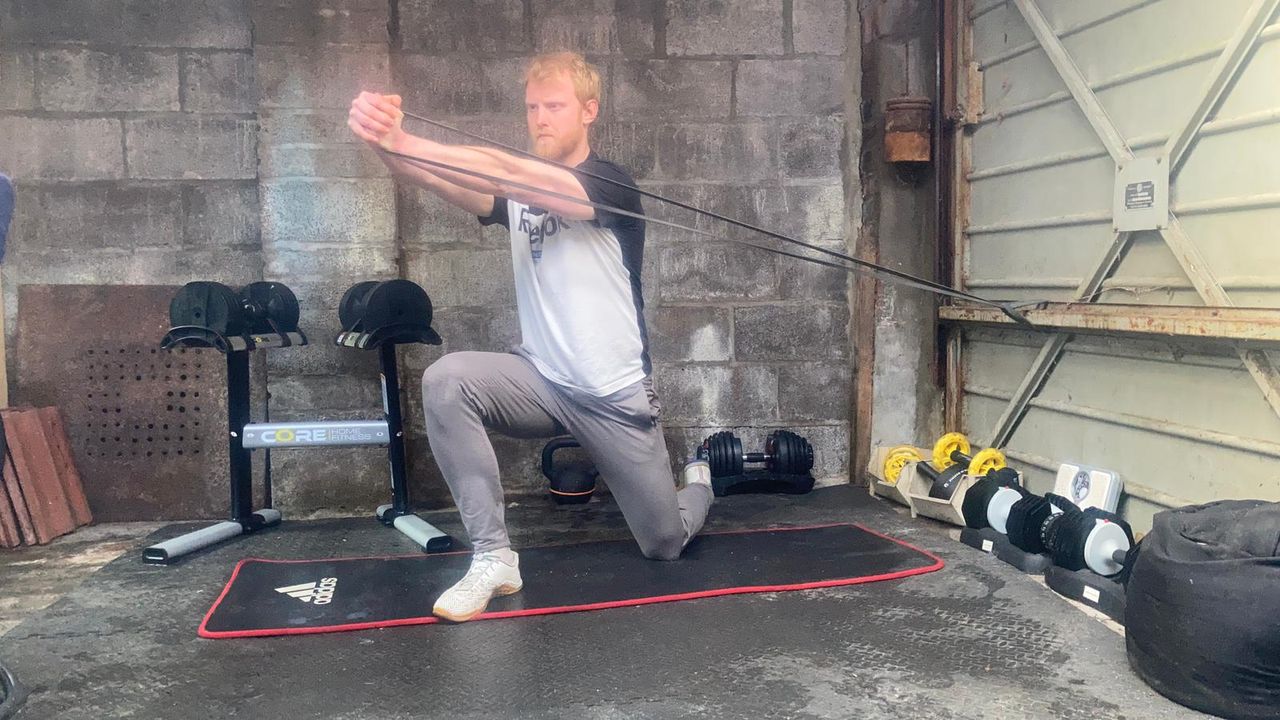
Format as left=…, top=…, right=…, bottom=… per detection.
left=348, top=51, right=714, bottom=622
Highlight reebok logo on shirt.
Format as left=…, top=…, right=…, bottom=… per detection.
left=517, top=206, right=570, bottom=262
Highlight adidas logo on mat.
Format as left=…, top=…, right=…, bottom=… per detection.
left=275, top=577, right=338, bottom=605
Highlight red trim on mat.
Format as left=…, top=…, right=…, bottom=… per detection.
left=198, top=522, right=945, bottom=639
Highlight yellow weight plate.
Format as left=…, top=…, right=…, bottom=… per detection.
left=883, top=446, right=923, bottom=485
left=932, top=432, right=971, bottom=470
left=968, top=447, right=1007, bottom=477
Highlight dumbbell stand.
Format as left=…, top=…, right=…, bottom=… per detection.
left=1044, top=565, right=1126, bottom=624
left=992, top=535, right=1053, bottom=573
left=142, top=328, right=452, bottom=563
left=144, top=343, right=288, bottom=563
left=958, top=526, right=1002, bottom=554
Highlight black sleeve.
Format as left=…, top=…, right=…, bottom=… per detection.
left=574, top=158, right=642, bottom=230
left=477, top=196, right=510, bottom=229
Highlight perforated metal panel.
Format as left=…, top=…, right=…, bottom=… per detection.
left=15, top=286, right=233, bottom=521
left=953, top=0, right=1280, bottom=529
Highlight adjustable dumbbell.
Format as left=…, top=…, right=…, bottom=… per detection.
left=338, top=279, right=434, bottom=333
left=932, top=432, right=1007, bottom=477
left=169, top=280, right=300, bottom=337
left=913, top=460, right=968, bottom=501
left=1038, top=494, right=1134, bottom=577
left=700, top=430, right=814, bottom=478
left=960, top=467, right=1026, bottom=532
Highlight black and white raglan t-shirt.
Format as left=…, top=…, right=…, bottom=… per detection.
left=479, top=152, right=651, bottom=397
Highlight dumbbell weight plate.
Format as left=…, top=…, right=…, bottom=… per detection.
left=883, top=446, right=922, bottom=485
left=932, top=432, right=971, bottom=470
left=1083, top=519, right=1130, bottom=577
left=767, top=431, right=814, bottom=475
left=338, top=281, right=380, bottom=331
left=967, top=447, right=1007, bottom=477
left=169, top=281, right=245, bottom=336
left=239, top=281, right=300, bottom=334
left=705, top=431, right=743, bottom=477
left=360, top=280, right=433, bottom=333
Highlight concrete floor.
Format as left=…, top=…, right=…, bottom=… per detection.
left=0, top=486, right=1205, bottom=719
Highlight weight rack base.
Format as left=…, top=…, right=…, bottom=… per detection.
left=992, top=536, right=1054, bottom=574
left=959, top=526, right=1003, bottom=554
left=1044, top=565, right=1126, bottom=624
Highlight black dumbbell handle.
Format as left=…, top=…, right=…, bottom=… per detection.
left=744, top=452, right=769, bottom=463
left=916, top=462, right=940, bottom=481
left=950, top=449, right=975, bottom=465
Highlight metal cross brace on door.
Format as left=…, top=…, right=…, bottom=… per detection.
left=986, top=0, right=1280, bottom=448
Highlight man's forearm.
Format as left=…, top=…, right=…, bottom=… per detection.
left=382, top=133, right=594, bottom=220
left=373, top=145, right=495, bottom=217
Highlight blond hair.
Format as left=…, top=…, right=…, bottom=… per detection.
left=525, top=51, right=601, bottom=105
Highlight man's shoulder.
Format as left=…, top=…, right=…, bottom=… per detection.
left=578, top=153, right=637, bottom=188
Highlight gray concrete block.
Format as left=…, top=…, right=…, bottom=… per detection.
left=182, top=52, right=256, bottom=113
left=737, top=58, right=845, bottom=116
left=0, top=0, right=252, bottom=48
left=776, top=238, right=850, bottom=302
left=11, top=184, right=181, bottom=250
left=183, top=182, right=260, bottom=247
left=658, top=242, right=777, bottom=302
left=760, top=183, right=845, bottom=241
left=256, top=45, right=389, bottom=109
left=590, top=121, right=656, bottom=180
left=260, top=142, right=391, bottom=179
left=667, top=0, right=785, bottom=56
left=251, top=0, right=389, bottom=45
left=648, top=306, right=733, bottom=363
left=0, top=52, right=35, bottom=110
left=398, top=185, right=494, bottom=247
left=260, top=109, right=360, bottom=145
left=404, top=249, right=517, bottom=307
left=734, top=304, right=849, bottom=361
left=652, top=364, right=778, bottom=425
left=8, top=247, right=262, bottom=286
left=398, top=0, right=528, bottom=54
left=614, top=60, right=733, bottom=120
left=654, top=122, right=777, bottom=182
left=638, top=183, right=767, bottom=244
left=264, top=244, right=398, bottom=285
left=37, top=49, right=179, bottom=112
left=781, top=117, right=845, bottom=178
left=793, top=0, right=849, bottom=55
left=0, top=117, right=124, bottom=180
left=269, top=374, right=384, bottom=412
left=395, top=55, right=526, bottom=116
left=531, top=0, right=655, bottom=56
left=125, top=116, right=256, bottom=180
left=270, top=446, right=389, bottom=513
left=779, top=363, right=852, bottom=422
left=260, top=178, right=397, bottom=246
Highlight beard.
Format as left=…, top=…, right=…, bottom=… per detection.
left=531, top=132, right=576, bottom=161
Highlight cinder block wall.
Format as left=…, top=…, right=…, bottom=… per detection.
left=0, top=0, right=858, bottom=517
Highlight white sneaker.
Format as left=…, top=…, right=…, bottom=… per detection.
left=682, top=458, right=712, bottom=490
left=433, top=548, right=523, bottom=623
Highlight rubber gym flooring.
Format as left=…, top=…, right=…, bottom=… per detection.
left=0, top=486, right=1206, bottom=719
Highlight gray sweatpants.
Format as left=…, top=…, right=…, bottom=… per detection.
left=421, top=351, right=714, bottom=560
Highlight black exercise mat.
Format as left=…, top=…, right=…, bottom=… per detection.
left=200, top=523, right=943, bottom=638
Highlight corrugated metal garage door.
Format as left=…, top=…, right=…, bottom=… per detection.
left=948, top=0, right=1280, bottom=529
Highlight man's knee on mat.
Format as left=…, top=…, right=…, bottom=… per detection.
left=638, top=530, right=685, bottom=561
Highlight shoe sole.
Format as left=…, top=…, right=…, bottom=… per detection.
left=432, top=582, right=523, bottom=623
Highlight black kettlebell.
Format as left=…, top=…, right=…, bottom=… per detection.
left=540, top=437, right=597, bottom=505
